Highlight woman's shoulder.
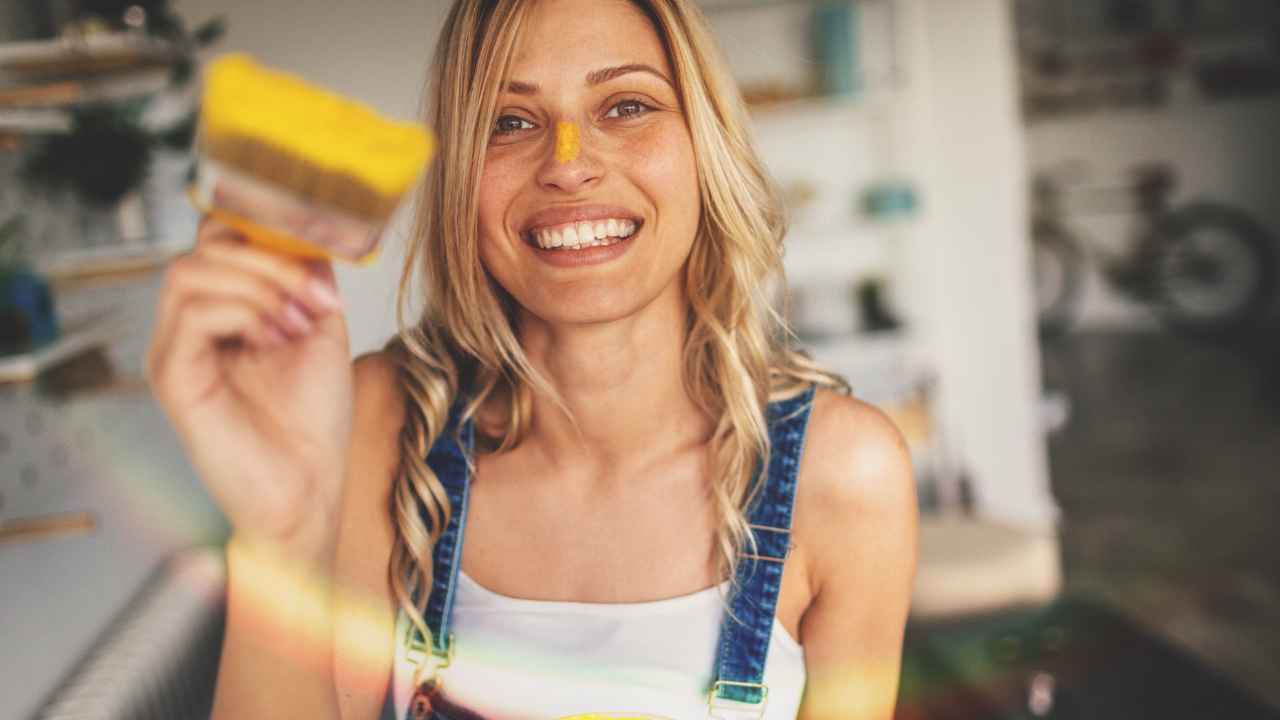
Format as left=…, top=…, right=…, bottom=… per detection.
left=800, top=387, right=914, bottom=494
left=792, top=386, right=919, bottom=582
left=352, top=349, right=408, bottom=443
left=345, top=350, right=407, bottom=498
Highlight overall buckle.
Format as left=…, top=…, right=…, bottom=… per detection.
left=707, top=680, right=769, bottom=719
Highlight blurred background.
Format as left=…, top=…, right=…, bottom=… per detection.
left=1, top=0, right=1277, bottom=718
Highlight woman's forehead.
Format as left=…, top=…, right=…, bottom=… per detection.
left=507, top=0, right=672, bottom=86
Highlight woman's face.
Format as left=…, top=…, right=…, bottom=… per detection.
left=476, top=0, right=701, bottom=328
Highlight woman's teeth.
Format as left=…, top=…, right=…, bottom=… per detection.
left=531, top=219, right=637, bottom=250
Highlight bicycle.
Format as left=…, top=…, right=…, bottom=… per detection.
left=1032, top=162, right=1278, bottom=338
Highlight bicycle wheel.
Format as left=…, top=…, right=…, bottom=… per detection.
left=1033, top=221, right=1086, bottom=338
left=1151, top=203, right=1278, bottom=337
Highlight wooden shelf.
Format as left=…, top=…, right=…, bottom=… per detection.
left=0, top=310, right=122, bottom=383
left=38, top=240, right=189, bottom=290
left=0, top=32, right=181, bottom=139
left=0, top=33, right=176, bottom=78
left=0, top=107, right=72, bottom=133
left=0, top=67, right=175, bottom=137
left=748, top=93, right=864, bottom=119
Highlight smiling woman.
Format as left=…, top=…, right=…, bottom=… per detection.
left=363, top=1, right=918, bottom=718
left=145, top=0, right=917, bottom=719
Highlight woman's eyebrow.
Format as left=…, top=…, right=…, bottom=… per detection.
left=586, top=63, right=673, bottom=88
left=503, top=63, right=674, bottom=96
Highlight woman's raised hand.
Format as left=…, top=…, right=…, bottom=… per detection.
left=145, top=216, right=355, bottom=562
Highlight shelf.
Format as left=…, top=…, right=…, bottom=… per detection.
left=37, top=240, right=190, bottom=290
left=802, top=330, right=931, bottom=404
left=0, top=34, right=179, bottom=139
left=747, top=93, right=865, bottom=120
left=0, top=309, right=122, bottom=383
left=0, top=107, right=72, bottom=134
left=0, top=66, right=175, bottom=137
left=783, top=224, right=893, bottom=283
left=748, top=90, right=910, bottom=131
left=1, top=66, right=172, bottom=106
left=0, top=33, right=176, bottom=78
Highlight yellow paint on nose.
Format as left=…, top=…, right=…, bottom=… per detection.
left=555, top=120, right=581, bottom=164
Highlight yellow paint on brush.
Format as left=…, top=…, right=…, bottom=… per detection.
left=555, top=120, right=581, bottom=163
left=202, top=53, right=433, bottom=199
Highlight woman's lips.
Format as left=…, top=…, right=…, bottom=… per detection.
left=524, top=217, right=639, bottom=249
left=525, top=222, right=642, bottom=268
left=520, top=204, right=641, bottom=235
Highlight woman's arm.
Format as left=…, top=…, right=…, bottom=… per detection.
left=795, top=393, right=920, bottom=720
left=212, top=354, right=402, bottom=720
left=214, top=533, right=342, bottom=720
left=332, top=353, right=405, bottom=720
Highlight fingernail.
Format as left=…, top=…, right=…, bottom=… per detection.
left=264, top=324, right=288, bottom=346
left=281, top=301, right=314, bottom=334
left=307, top=277, right=342, bottom=311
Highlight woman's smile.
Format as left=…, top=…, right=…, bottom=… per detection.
left=519, top=203, right=646, bottom=267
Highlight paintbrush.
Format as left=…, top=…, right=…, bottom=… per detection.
left=189, top=54, right=435, bottom=264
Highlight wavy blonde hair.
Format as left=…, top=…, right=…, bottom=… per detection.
left=383, top=0, right=846, bottom=689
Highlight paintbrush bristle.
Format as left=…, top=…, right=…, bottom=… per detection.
left=198, top=54, right=433, bottom=224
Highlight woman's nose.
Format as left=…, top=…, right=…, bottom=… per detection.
left=536, top=120, right=603, bottom=193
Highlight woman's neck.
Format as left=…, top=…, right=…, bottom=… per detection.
left=512, top=281, right=712, bottom=483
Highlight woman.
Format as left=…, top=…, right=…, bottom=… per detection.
left=145, top=0, right=918, bottom=718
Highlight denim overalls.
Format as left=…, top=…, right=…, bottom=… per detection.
left=392, top=384, right=816, bottom=720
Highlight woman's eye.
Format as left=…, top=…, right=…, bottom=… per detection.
left=494, top=115, right=534, bottom=135
left=605, top=100, right=651, bottom=119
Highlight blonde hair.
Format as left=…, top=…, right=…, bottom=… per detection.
left=383, top=0, right=845, bottom=689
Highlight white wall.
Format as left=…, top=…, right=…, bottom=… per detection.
left=174, top=0, right=444, bottom=355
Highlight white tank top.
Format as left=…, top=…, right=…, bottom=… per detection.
left=390, top=571, right=806, bottom=719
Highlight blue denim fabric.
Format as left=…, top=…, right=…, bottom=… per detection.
left=399, top=384, right=817, bottom=718
left=710, top=384, right=816, bottom=707
left=420, top=402, right=476, bottom=660
left=400, top=398, right=476, bottom=720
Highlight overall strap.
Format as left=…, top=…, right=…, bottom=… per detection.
left=709, top=384, right=817, bottom=717
left=405, top=397, right=475, bottom=670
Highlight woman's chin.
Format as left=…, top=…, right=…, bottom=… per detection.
left=520, top=289, right=653, bottom=328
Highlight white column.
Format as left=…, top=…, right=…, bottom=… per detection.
left=901, top=0, right=1058, bottom=528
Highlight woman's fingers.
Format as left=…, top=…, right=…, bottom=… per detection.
left=146, top=294, right=281, bottom=395
left=156, top=216, right=342, bottom=340
left=155, top=251, right=317, bottom=348
left=303, top=256, right=337, bottom=289
left=148, top=216, right=345, bottom=389
left=199, top=234, right=343, bottom=315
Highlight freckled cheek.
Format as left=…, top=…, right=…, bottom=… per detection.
left=477, top=158, right=526, bottom=248
left=614, top=126, right=700, bottom=233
